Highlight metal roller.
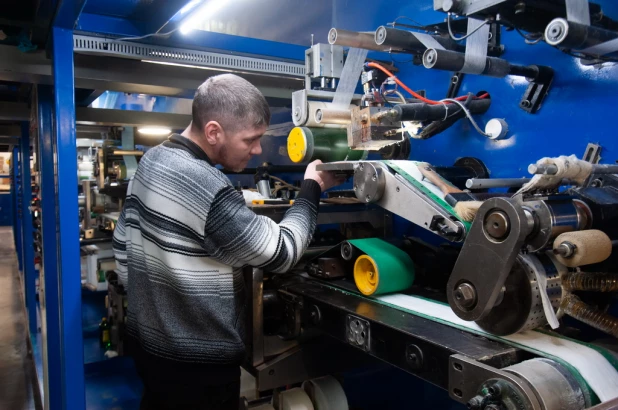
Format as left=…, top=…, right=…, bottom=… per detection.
left=473, top=358, right=589, bottom=410
left=315, top=108, right=351, bottom=125
left=328, top=28, right=390, bottom=52
left=374, top=26, right=459, bottom=52
left=422, top=48, right=539, bottom=79
left=545, top=18, right=618, bottom=57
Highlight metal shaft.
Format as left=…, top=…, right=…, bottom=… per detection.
left=529, top=163, right=618, bottom=175
left=466, top=178, right=531, bottom=189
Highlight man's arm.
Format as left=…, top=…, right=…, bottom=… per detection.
left=112, top=208, right=129, bottom=286
left=202, top=160, right=341, bottom=273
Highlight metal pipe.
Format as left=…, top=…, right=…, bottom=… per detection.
left=529, top=163, right=618, bottom=175
left=328, top=28, right=390, bottom=52
left=374, top=26, right=461, bottom=52
left=466, top=178, right=531, bottom=189
left=112, top=150, right=143, bottom=156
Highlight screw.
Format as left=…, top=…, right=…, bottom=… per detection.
left=454, top=283, right=477, bottom=309
left=520, top=100, right=531, bottom=108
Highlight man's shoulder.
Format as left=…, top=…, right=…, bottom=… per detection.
left=141, top=144, right=231, bottom=190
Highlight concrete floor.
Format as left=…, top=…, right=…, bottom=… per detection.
left=0, top=227, right=39, bottom=410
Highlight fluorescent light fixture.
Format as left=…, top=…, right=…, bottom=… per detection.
left=180, top=0, right=231, bottom=35
left=141, top=60, right=232, bottom=73
left=137, top=127, right=172, bottom=136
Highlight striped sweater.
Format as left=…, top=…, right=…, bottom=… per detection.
left=113, top=134, right=320, bottom=365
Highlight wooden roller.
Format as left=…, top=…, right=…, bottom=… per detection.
left=553, top=230, right=612, bottom=267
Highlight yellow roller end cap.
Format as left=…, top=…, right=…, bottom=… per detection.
left=354, top=255, right=379, bottom=296
left=287, top=127, right=307, bottom=163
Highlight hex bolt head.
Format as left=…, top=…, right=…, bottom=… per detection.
left=454, top=282, right=477, bottom=310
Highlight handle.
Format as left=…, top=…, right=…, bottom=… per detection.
left=417, top=163, right=461, bottom=195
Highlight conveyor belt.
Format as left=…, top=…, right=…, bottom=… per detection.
left=314, top=279, right=618, bottom=403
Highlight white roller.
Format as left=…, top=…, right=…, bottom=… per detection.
left=302, top=376, right=348, bottom=410
left=376, top=293, right=618, bottom=402
left=275, top=388, right=315, bottom=410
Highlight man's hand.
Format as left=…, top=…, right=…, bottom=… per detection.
left=304, top=160, right=346, bottom=192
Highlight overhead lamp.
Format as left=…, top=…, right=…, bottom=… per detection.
left=137, top=127, right=172, bottom=136
left=180, top=0, right=231, bottom=35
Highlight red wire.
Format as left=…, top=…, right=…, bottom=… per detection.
left=367, top=62, right=489, bottom=105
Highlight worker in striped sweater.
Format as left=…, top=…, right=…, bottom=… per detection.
left=113, top=73, right=342, bottom=410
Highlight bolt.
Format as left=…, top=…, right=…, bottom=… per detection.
left=454, top=283, right=477, bottom=309
left=520, top=100, right=531, bottom=108
left=467, top=396, right=483, bottom=409
left=487, top=384, right=502, bottom=397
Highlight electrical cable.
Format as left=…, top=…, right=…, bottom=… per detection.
left=113, top=27, right=180, bottom=42
left=440, top=97, right=491, bottom=137
left=366, top=62, right=489, bottom=105
left=447, top=13, right=489, bottom=41
left=388, top=16, right=425, bottom=29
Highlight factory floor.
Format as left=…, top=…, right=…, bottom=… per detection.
left=0, top=227, right=39, bottom=410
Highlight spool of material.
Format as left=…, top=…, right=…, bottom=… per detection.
left=553, top=230, right=612, bottom=267
left=275, top=388, right=314, bottom=410
left=302, top=376, right=348, bottom=410
left=350, top=238, right=415, bottom=296
left=287, top=127, right=366, bottom=164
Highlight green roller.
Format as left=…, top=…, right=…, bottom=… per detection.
left=287, top=126, right=366, bottom=163
left=349, top=238, right=415, bottom=296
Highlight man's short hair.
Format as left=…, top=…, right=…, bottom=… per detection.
left=191, top=73, right=271, bottom=134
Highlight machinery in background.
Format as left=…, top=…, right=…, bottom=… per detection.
left=433, top=0, right=618, bottom=64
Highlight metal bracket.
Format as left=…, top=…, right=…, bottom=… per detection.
left=519, top=65, right=554, bottom=114
left=449, top=354, right=542, bottom=409
left=346, top=315, right=371, bottom=351
left=316, top=161, right=466, bottom=241
left=448, top=197, right=533, bottom=321
left=583, top=143, right=602, bottom=164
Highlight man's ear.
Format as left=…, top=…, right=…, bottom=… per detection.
left=204, top=121, right=222, bottom=146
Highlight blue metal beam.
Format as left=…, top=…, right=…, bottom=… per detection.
left=11, top=146, right=23, bottom=273
left=20, top=122, right=38, bottom=338
left=53, top=0, right=88, bottom=30
left=74, top=15, right=306, bottom=61
left=76, top=13, right=143, bottom=37
left=37, top=84, right=63, bottom=410
left=52, top=25, right=86, bottom=410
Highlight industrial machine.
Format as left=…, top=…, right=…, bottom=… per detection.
left=236, top=1, right=618, bottom=409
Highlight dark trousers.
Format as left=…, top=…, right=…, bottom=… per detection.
left=137, top=373, right=240, bottom=410
left=131, top=340, right=241, bottom=410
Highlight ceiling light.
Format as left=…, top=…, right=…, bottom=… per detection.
left=137, top=127, right=172, bottom=136
left=180, top=0, right=231, bottom=35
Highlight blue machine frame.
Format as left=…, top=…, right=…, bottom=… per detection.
left=13, top=1, right=618, bottom=409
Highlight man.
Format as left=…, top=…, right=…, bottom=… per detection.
left=113, top=73, right=341, bottom=409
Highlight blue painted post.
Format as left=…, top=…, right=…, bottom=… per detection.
left=20, top=122, right=38, bottom=337
left=52, top=26, right=86, bottom=410
left=11, top=145, right=23, bottom=271
left=37, top=84, right=63, bottom=410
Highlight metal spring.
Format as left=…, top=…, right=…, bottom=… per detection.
left=560, top=293, right=618, bottom=338
left=562, top=272, right=618, bottom=293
